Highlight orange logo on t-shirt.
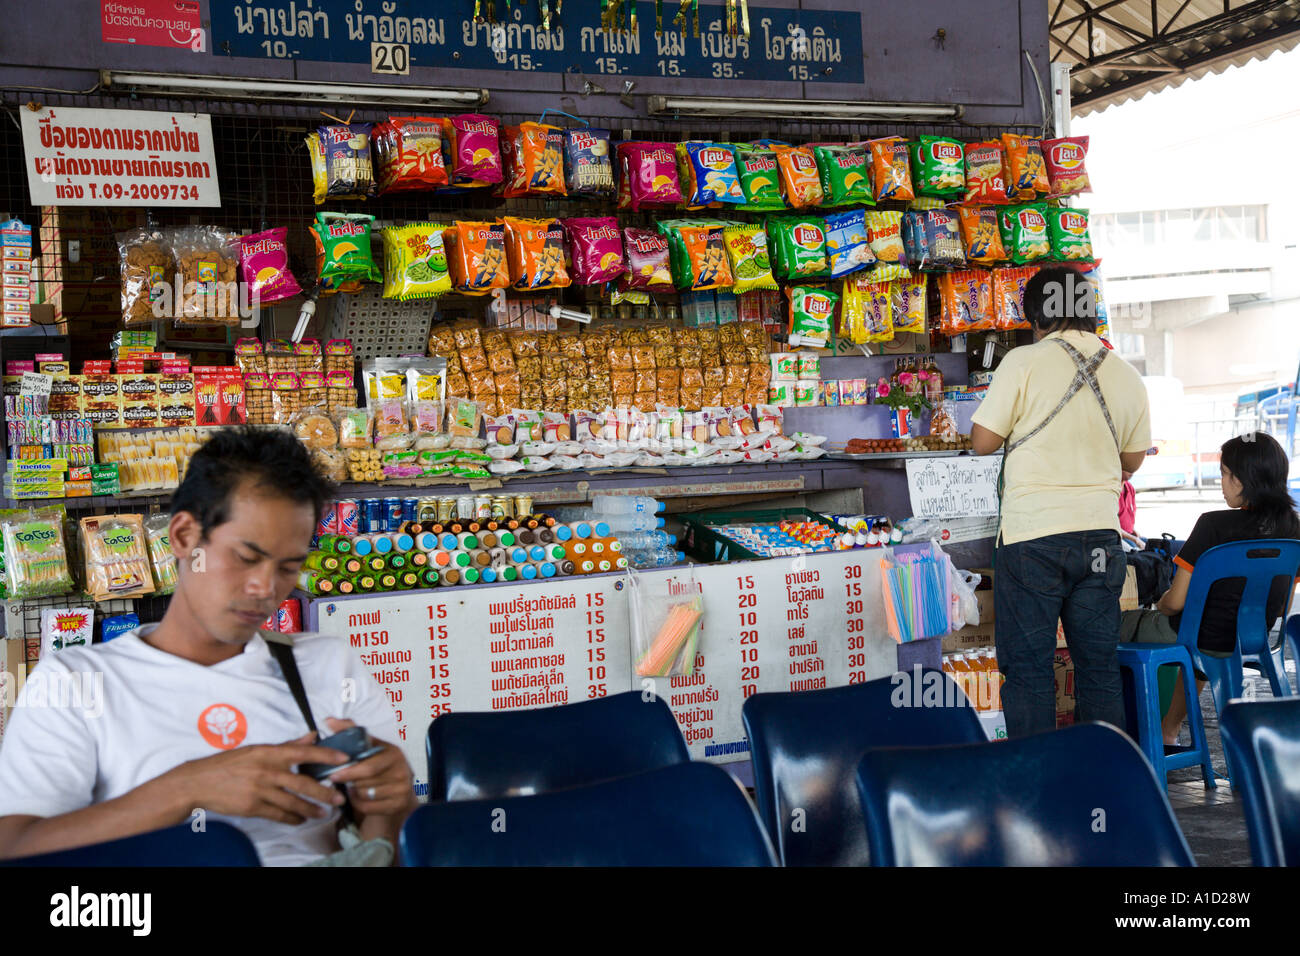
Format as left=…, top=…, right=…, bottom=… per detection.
left=198, top=703, right=247, bottom=750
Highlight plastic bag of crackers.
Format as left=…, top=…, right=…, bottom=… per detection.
left=118, top=227, right=175, bottom=327
left=169, top=226, right=241, bottom=326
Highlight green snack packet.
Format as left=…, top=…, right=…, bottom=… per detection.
left=813, top=143, right=875, bottom=207
left=1047, top=207, right=1093, bottom=261
left=999, top=204, right=1053, bottom=264
left=314, top=212, right=382, bottom=285
left=768, top=216, right=830, bottom=281
left=733, top=144, right=786, bottom=211
left=786, top=285, right=839, bottom=348
left=909, top=136, right=966, bottom=198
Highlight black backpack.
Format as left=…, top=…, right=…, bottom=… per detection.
left=1127, top=534, right=1177, bottom=607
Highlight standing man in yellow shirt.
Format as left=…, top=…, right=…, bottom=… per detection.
left=971, top=267, right=1152, bottom=738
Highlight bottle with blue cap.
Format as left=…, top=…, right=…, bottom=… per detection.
left=536, top=561, right=557, bottom=578
left=520, top=563, right=538, bottom=580
left=391, top=533, right=414, bottom=553
left=480, top=566, right=498, bottom=584
left=371, top=534, right=394, bottom=555
left=592, top=495, right=664, bottom=515
left=528, top=545, right=547, bottom=562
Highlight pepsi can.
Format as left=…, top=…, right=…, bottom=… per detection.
left=383, top=497, right=403, bottom=532
left=336, top=498, right=360, bottom=536
left=402, top=497, right=420, bottom=525
left=364, top=498, right=385, bottom=534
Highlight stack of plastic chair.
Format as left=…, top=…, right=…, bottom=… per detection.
left=0, top=821, right=260, bottom=867
left=1220, top=698, right=1300, bottom=866
left=1284, top=615, right=1300, bottom=695
left=742, top=670, right=986, bottom=866
left=425, top=690, right=689, bottom=801
left=400, top=762, right=777, bottom=866
left=855, top=723, right=1195, bottom=866
left=1116, top=539, right=1300, bottom=789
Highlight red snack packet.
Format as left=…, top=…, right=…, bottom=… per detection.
left=562, top=217, right=625, bottom=285
left=1041, top=136, right=1092, bottom=197
left=619, top=142, right=683, bottom=210
left=619, top=227, right=674, bottom=294
left=372, top=116, right=449, bottom=193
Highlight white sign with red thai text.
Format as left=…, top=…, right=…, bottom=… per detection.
left=20, top=106, right=221, bottom=207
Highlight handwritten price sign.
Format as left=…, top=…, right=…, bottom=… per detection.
left=906, top=456, right=1003, bottom=518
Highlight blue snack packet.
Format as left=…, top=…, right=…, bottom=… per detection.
left=101, top=612, right=140, bottom=643
left=563, top=127, right=615, bottom=197
left=901, top=211, right=926, bottom=269
left=824, top=208, right=878, bottom=279
left=684, top=142, right=745, bottom=205
left=316, top=122, right=376, bottom=199
left=922, top=209, right=967, bottom=270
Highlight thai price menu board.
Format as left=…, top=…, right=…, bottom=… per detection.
left=308, top=548, right=898, bottom=794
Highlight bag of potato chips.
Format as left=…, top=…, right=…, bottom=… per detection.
left=620, top=227, right=675, bottom=294
left=372, top=117, right=449, bottom=194
left=773, top=144, right=824, bottom=208
left=681, top=142, right=745, bottom=205
left=1047, top=207, right=1093, bottom=261
left=868, top=137, right=914, bottom=202
left=909, top=135, right=965, bottom=198
left=962, top=140, right=1008, bottom=204
left=787, top=286, right=838, bottom=348
left=813, top=143, right=874, bottom=207
left=722, top=223, right=777, bottom=294
left=1001, top=133, right=1049, bottom=199
left=380, top=223, right=451, bottom=301
left=999, top=204, right=1052, bottom=264
left=445, top=220, right=510, bottom=294
left=314, top=212, right=381, bottom=287
left=768, top=216, right=830, bottom=281
left=823, top=208, right=877, bottom=279
left=563, top=217, right=625, bottom=285
left=958, top=207, right=1007, bottom=265
left=660, top=220, right=733, bottom=292
left=1042, top=136, right=1092, bottom=197
left=563, top=127, right=615, bottom=197
left=733, top=143, right=786, bottom=211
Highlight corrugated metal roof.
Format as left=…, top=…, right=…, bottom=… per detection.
left=1051, top=0, right=1300, bottom=115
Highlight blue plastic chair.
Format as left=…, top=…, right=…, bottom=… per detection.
left=855, top=722, right=1196, bottom=866
left=401, top=761, right=777, bottom=866
left=1220, top=698, right=1300, bottom=866
left=0, top=821, right=260, bottom=867
left=426, top=690, right=689, bottom=801
left=1116, top=539, right=1300, bottom=789
left=742, top=669, right=986, bottom=866
left=1284, top=615, right=1300, bottom=695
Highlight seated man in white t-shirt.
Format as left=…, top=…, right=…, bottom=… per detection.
left=0, top=427, right=417, bottom=865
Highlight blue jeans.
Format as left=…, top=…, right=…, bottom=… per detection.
left=995, top=530, right=1127, bottom=738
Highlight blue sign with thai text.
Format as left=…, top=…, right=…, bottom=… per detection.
left=210, top=1, right=863, bottom=85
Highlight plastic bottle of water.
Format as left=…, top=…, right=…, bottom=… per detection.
left=618, top=530, right=677, bottom=551
left=601, top=512, right=667, bottom=532
left=592, top=495, right=664, bottom=515
left=625, top=546, right=684, bottom=569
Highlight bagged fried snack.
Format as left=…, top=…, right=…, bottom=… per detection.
left=169, top=226, right=241, bottom=326
left=868, top=137, right=914, bottom=202
left=372, top=116, right=449, bottom=194
left=446, top=113, right=503, bottom=184
left=563, top=217, right=625, bottom=285
left=317, top=122, right=377, bottom=199
left=381, top=222, right=452, bottom=300
left=119, top=227, right=174, bottom=326
left=563, top=127, right=615, bottom=197
left=313, top=212, right=382, bottom=288
left=240, top=227, right=303, bottom=306
left=773, top=144, right=824, bottom=208
left=445, top=221, right=509, bottom=294
left=501, top=122, right=566, bottom=197
left=504, top=217, right=570, bottom=291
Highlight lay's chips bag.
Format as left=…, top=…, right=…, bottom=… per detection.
left=733, top=143, right=786, bottom=211
left=787, top=286, right=839, bottom=348
left=768, top=215, right=830, bottom=281
left=962, top=140, right=1008, bottom=204
left=314, top=212, right=381, bottom=287
left=1042, top=136, right=1092, bottom=197
left=773, top=144, right=824, bottom=208
left=446, top=114, right=503, bottom=185
left=681, top=142, right=744, bottom=205
left=909, top=135, right=966, bottom=198
left=813, top=143, right=874, bottom=207
left=562, top=217, right=625, bottom=285
left=621, top=142, right=684, bottom=210
left=620, top=226, right=674, bottom=294
left=999, top=204, right=1052, bottom=264
left=1048, top=207, right=1094, bottom=261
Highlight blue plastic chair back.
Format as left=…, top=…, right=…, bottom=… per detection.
left=1220, top=698, right=1300, bottom=866
left=426, top=690, right=689, bottom=801
left=0, top=821, right=260, bottom=867
left=742, top=670, right=986, bottom=866
left=1174, top=539, right=1300, bottom=707
left=855, top=723, right=1195, bottom=866
left=401, top=761, right=777, bottom=866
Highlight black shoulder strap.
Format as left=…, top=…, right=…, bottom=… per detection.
left=264, top=634, right=318, bottom=735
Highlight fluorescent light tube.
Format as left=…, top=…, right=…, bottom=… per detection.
left=101, top=71, right=487, bottom=107
left=648, top=95, right=961, bottom=121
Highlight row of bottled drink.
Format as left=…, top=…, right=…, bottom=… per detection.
left=554, top=496, right=686, bottom=570
left=941, top=648, right=1004, bottom=712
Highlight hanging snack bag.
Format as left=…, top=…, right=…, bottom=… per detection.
left=823, top=208, right=877, bottom=279
left=445, top=220, right=509, bottom=294
left=316, top=122, right=377, bottom=199
left=119, top=227, right=174, bottom=326
left=940, top=270, right=996, bottom=333
left=962, top=140, right=1008, bottom=204
left=563, top=127, right=615, bottom=197
left=620, top=226, right=675, bottom=294
left=171, top=226, right=241, bottom=325
left=305, top=132, right=328, bottom=204
left=786, top=286, right=839, bottom=348
left=682, top=142, right=744, bottom=205
left=240, top=227, right=303, bottom=306
left=144, top=512, right=177, bottom=595
left=722, top=223, right=778, bottom=294
left=868, top=137, right=914, bottom=202
left=864, top=210, right=907, bottom=265
left=621, top=142, right=683, bottom=209
left=920, top=209, right=967, bottom=271
left=501, top=122, right=566, bottom=198
left=909, top=135, right=966, bottom=198
left=993, top=266, right=1037, bottom=331
left=768, top=216, right=830, bottom=281
left=1048, top=207, right=1094, bottom=261
left=562, top=217, right=625, bottom=285
left=381, top=222, right=451, bottom=300
left=1079, top=263, right=1110, bottom=337
left=1042, top=135, right=1092, bottom=197
left=890, top=274, right=929, bottom=334
left=2, top=510, right=73, bottom=599
left=313, top=212, right=382, bottom=287
left=840, top=274, right=892, bottom=345
left=813, top=143, right=874, bottom=208
left=661, top=220, right=733, bottom=292
left=504, top=217, right=570, bottom=291
left=447, top=113, right=503, bottom=184
left=81, top=513, right=155, bottom=601
left=958, top=206, right=1007, bottom=264
left=371, top=116, right=448, bottom=194
left=1001, top=133, right=1050, bottom=199
left=773, top=144, right=824, bottom=208
left=733, top=143, right=786, bottom=211
left=999, top=204, right=1052, bottom=264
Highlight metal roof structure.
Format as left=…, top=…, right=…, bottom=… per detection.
left=1051, top=0, right=1300, bottom=114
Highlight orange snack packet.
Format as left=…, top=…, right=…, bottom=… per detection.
left=503, top=216, right=570, bottom=291
left=1001, top=133, right=1050, bottom=199
left=501, top=122, right=566, bottom=198
left=773, top=144, right=824, bottom=208
left=445, top=221, right=509, bottom=295
left=868, top=137, right=915, bottom=202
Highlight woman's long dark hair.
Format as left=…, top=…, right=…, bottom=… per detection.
left=1220, top=433, right=1300, bottom=537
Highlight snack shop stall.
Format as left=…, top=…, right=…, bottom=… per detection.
left=0, top=0, right=1090, bottom=779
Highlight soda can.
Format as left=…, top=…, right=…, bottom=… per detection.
left=437, top=497, right=457, bottom=523
left=336, top=499, right=360, bottom=536
left=262, top=613, right=278, bottom=632
left=402, top=497, right=420, bottom=525
left=491, top=496, right=511, bottom=519
left=364, top=498, right=385, bottom=534
left=315, top=502, right=338, bottom=538
left=383, top=497, right=403, bottom=532
left=418, top=497, right=438, bottom=521
left=456, top=495, right=476, bottom=521
left=474, top=494, right=493, bottom=519
left=276, top=598, right=303, bottom=633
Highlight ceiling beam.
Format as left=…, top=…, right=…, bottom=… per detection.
left=1055, top=0, right=1136, bottom=29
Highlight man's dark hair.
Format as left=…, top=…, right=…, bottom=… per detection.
left=170, top=426, right=334, bottom=538
left=1024, top=266, right=1097, bottom=334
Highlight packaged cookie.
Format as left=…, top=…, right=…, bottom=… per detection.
left=81, top=514, right=154, bottom=602
left=631, top=345, right=656, bottom=370
left=509, top=331, right=541, bottom=358
left=292, top=405, right=338, bottom=449
left=299, top=370, right=327, bottom=409
left=265, top=339, right=296, bottom=376
left=326, top=369, right=356, bottom=412
left=119, top=227, right=174, bottom=326
left=169, top=226, right=241, bottom=326
left=244, top=373, right=272, bottom=425
left=516, top=356, right=542, bottom=381
left=310, top=446, right=348, bottom=483
left=653, top=343, right=677, bottom=367
left=270, top=372, right=301, bottom=424
left=428, top=324, right=457, bottom=355
left=337, top=407, right=375, bottom=448
left=234, top=338, right=265, bottom=375
left=541, top=352, right=567, bottom=380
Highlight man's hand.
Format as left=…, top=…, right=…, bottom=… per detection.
left=320, top=718, right=417, bottom=820
left=161, top=733, right=351, bottom=825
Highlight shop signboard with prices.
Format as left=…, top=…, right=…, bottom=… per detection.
left=313, top=575, right=632, bottom=797
left=209, top=0, right=864, bottom=85
left=19, top=106, right=220, bottom=207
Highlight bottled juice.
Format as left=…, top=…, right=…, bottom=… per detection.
left=334, top=576, right=355, bottom=595
left=982, top=649, right=1003, bottom=711
left=341, top=557, right=364, bottom=576
left=949, top=652, right=974, bottom=706
left=499, top=565, right=519, bottom=582
left=304, top=552, right=341, bottom=573
left=355, top=574, right=377, bottom=592
left=965, top=651, right=988, bottom=711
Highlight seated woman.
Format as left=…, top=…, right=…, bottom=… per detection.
left=1120, top=432, right=1300, bottom=745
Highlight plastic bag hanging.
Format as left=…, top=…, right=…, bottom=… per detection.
left=628, top=563, right=703, bottom=677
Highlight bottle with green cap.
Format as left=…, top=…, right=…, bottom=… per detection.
left=318, top=534, right=352, bottom=555
left=420, top=568, right=440, bottom=587
left=462, top=567, right=481, bottom=585
left=388, top=553, right=407, bottom=571
left=500, top=565, right=519, bottom=582
left=304, top=552, right=341, bottom=573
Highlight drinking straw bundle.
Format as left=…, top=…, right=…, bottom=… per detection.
left=879, top=543, right=953, bottom=643
left=635, top=597, right=702, bottom=677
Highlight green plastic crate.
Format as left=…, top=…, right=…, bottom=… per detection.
left=682, top=507, right=850, bottom=563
